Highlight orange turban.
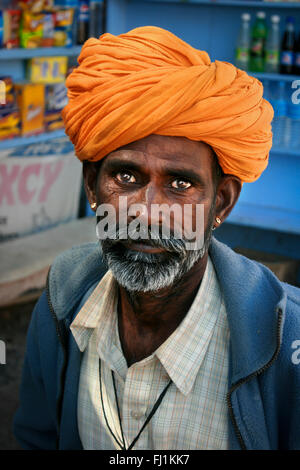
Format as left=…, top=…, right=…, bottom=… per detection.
left=62, top=26, right=274, bottom=183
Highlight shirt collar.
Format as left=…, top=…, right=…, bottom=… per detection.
left=70, top=270, right=118, bottom=353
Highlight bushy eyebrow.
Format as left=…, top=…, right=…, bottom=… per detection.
left=103, top=159, right=142, bottom=174
left=103, top=158, right=206, bottom=187
left=166, top=168, right=206, bottom=187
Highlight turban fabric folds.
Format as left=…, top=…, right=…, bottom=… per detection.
left=62, top=26, right=274, bottom=183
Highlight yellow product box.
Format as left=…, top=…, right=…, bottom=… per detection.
left=27, top=56, right=68, bottom=83
left=18, top=0, right=54, bottom=12
left=0, top=109, right=21, bottom=141
left=0, top=126, right=20, bottom=141
left=45, top=119, right=64, bottom=131
left=20, top=11, right=44, bottom=48
left=15, top=83, right=45, bottom=136
left=0, top=110, right=20, bottom=130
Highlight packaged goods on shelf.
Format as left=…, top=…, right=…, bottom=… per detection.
left=54, top=8, right=74, bottom=47
left=262, top=80, right=300, bottom=151
left=0, top=1, right=77, bottom=49
left=265, top=80, right=288, bottom=149
left=0, top=137, right=82, bottom=241
left=0, top=109, right=20, bottom=141
left=17, top=0, right=54, bottom=12
left=235, top=13, right=300, bottom=75
left=19, top=10, right=56, bottom=48
left=250, top=11, right=267, bottom=73
left=41, top=12, right=55, bottom=47
left=44, top=114, right=64, bottom=131
left=235, top=13, right=251, bottom=71
left=45, top=82, right=67, bottom=111
left=15, top=82, right=45, bottom=136
left=0, top=68, right=70, bottom=143
left=2, top=9, right=22, bottom=49
left=0, top=76, right=20, bottom=141
left=280, top=16, right=296, bottom=75
left=77, top=0, right=90, bottom=45
left=27, top=56, right=68, bottom=83
left=89, top=0, right=105, bottom=39
left=0, top=77, right=16, bottom=110
left=286, top=100, right=300, bottom=150
left=0, top=13, right=3, bottom=48
left=44, top=82, right=67, bottom=131
left=20, top=10, right=44, bottom=48
left=265, top=15, right=280, bottom=74
left=296, top=35, right=300, bottom=75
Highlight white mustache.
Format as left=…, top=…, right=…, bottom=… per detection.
left=103, top=224, right=189, bottom=254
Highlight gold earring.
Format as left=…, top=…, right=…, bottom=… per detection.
left=91, top=202, right=97, bottom=210
left=215, top=217, right=221, bottom=224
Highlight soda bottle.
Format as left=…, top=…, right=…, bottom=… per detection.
left=288, top=103, right=300, bottom=150
left=89, top=0, right=105, bottom=38
left=265, top=15, right=281, bottom=74
left=77, top=0, right=90, bottom=45
left=250, top=11, right=267, bottom=73
left=235, top=13, right=251, bottom=71
left=294, top=32, right=300, bottom=76
left=280, top=17, right=296, bottom=75
left=270, top=81, right=288, bottom=149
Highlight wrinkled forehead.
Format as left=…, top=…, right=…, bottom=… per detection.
left=101, top=135, right=215, bottom=175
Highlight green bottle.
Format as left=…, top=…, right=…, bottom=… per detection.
left=250, top=11, right=268, bottom=73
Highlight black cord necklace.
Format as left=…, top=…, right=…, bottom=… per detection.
left=99, top=359, right=172, bottom=450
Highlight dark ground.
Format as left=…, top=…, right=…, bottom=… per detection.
left=0, top=301, right=35, bottom=450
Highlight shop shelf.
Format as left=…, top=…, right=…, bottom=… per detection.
left=251, top=72, right=300, bottom=82
left=271, top=147, right=300, bottom=157
left=0, top=129, right=66, bottom=151
left=0, top=46, right=82, bottom=61
left=141, top=0, right=300, bottom=8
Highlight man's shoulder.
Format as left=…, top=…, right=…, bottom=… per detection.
left=47, top=242, right=107, bottom=320
left=211, top=237, right=300, bottom=298
left=50, top=242, right=101, bottom=276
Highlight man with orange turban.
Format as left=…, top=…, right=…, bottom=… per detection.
left=14, top=27, right=300, bottom=451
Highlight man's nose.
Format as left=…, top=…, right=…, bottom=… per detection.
left=127, top=183, right=164, bottom=227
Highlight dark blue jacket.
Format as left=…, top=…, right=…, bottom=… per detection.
left=13, top=238, right=300, bottom=450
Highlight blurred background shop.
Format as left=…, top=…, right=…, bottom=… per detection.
left=0, top=0, right=300, bottom=449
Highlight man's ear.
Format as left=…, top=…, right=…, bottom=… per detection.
left=214, top=175, right=242, bottom=225
left=82, top=162, right=99, bottom=210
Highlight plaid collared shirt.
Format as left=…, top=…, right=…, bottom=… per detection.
left=70, top=256, right=230, bottom=450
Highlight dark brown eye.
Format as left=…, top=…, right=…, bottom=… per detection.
left=116, top=172, right=136, bottom=183
left=171, top=179, right=192, bottom=190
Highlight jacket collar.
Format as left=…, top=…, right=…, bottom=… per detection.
left=48, top=237, right=287, bottom=386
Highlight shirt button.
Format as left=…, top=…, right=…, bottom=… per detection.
left=130, top=410, right=144, bottom=420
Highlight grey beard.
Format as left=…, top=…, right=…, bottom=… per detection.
left=99, top=217, right=214, bottom=293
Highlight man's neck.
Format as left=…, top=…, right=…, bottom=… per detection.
left=117, top=252, right=208, bottom=366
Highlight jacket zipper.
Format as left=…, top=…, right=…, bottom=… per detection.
left=226, top=307, right=283, bottom=450
left=45, top=270, right=68, bottom=450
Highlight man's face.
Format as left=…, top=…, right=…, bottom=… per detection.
left=94, top=134, right=218, bottom=292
